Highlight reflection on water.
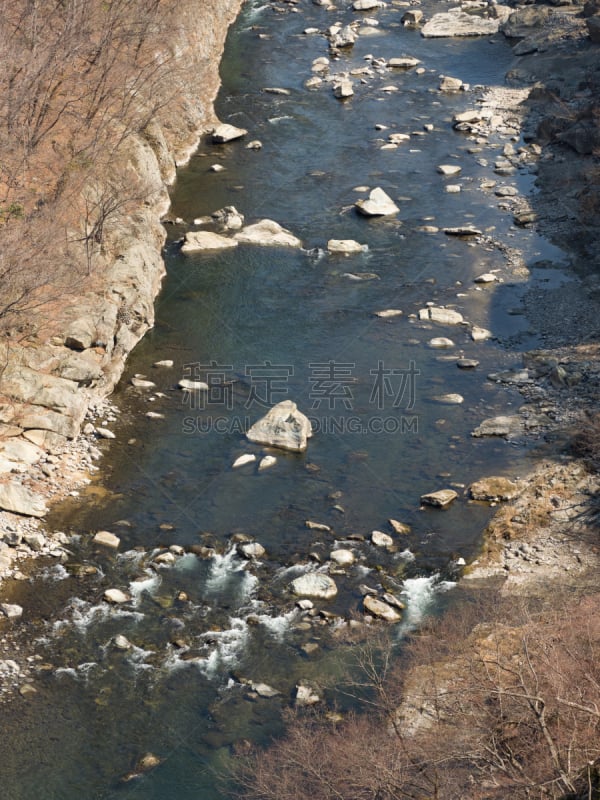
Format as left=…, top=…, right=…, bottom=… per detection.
left=0, top=1, right=571, bottom=797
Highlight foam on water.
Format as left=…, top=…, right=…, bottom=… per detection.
left=129, top=571, right=161, bottom=605
left=127, top=644, right=156, bottom=666
left=399, top=576, right=455, bottom=634
left=205, top=545, right=258, bottom=602
left=398, top=549, right=416, bottom=562
left=275, top=563, right=310, bottom=580
left=53, top=597, right=144, bottom=636
left=162, top=616, right=251, bottom=679
left=256, top=608, right=300, bottom=640
left=173, top=552, right=201, bottom=572
left=40, top=564, right=70, bottom=581
left=202, top=616, right=250, bottom=674
left=117, top=549, right=147, bottom=568
left=54, top=661, right=99, bottom=684
left=243, top=1, right=270, bottom=24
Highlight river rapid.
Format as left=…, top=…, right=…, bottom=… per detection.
left=0, top=1, right=575, bottom=798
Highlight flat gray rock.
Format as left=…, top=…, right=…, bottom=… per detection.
left=181, top=231, right=238, bottom=252
left=420, top=489, right=458, bottom=508
left=211, top=123, right=247, bottom=143
left=472, top=415, right=522, bottom=437
left=419, top=307, right=464, bottom=325
left=422, top=11, right=500, bottom=37
left=0, top=482, right=47, bottom=517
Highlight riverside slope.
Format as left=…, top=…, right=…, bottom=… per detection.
left=0, top=2, right=243, bottom=548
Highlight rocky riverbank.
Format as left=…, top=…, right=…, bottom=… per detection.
left=0, top=1, right=243, bottom=566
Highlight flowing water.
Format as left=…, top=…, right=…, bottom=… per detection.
left=0, top=2, right=574, bottom=798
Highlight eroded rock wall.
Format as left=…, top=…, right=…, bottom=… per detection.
left=0, top=0, right=243, bottom=511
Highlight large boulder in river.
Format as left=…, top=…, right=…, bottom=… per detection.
left=181, top=231, right=238, bottom=252
left=290, top=573, right=338, bottom=599
left=246, top=400, right=312, bottom=452
left=355, top=187, right=399, bottom=217
left=211, top=124, right=247, bottom=143
left=422, top=11, right=500, bottom=37
left=234, top=219, right=302, bottom=248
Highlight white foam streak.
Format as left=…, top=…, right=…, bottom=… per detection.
left=257, top=608, right=300, bottom=640
left=399, top=575, right=455, bottom=634
left=129, top=572, right=161, bottom=605
left=205, top=545, right=257, bottom=602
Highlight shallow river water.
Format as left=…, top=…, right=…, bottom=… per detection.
left=0, top=1, right=574, bottom=798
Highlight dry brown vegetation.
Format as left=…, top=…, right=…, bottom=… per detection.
left=0, top=0, right=188, bottom=335
left=233, top=589, right=600, bottom=800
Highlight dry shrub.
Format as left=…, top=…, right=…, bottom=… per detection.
left=233, top=591, right=600, bottom=800
left=0, top=0, right=188, bottom=336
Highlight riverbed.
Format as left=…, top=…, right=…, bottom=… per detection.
left=0, top=1, right=577, bottom=797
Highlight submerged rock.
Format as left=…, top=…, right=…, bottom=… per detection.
left=250, top=682, right=281, bottom=698
left=472, top=415, right=522, bottom=437
left=327, top=239, right=366, bottom=254
left=247, top=400, right=312, bottom=452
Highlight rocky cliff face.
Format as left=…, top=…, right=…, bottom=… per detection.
left=0, top=0, right=243, bottom=516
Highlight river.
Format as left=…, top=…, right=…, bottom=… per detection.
left=0, top=1, right=572, bottom=798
